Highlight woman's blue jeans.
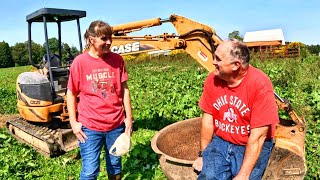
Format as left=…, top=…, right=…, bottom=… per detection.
left=198, top=135, right=274, bottom=180
left=79, top=123, right=125, bottom=180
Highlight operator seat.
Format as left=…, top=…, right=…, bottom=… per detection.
left=42, top=54, right=69, bottom=77
left=42, top=54, right=69, bottom=102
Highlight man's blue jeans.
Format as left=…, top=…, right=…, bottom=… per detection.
left=198, top=136, right=274, bottom=180
left=79, top=123, right=125, bottom=180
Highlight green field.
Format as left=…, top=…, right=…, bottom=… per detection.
left=0, top=53, right=319, bottom=179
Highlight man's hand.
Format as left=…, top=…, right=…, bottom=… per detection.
left=124, top=117, right=133, bottom=136
left=70, top=121, right=87, bottom=143
left=233, top=173, right=249, bottom=180
left=192, top=157, right=203, bottom=172
left=192, top=113, right=213, bottom=174
left=234, top=126, right=269, bottom=180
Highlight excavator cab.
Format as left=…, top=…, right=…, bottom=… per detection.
left=26, top=8, right=85, bottom=99
left=6, top=8, right=86, bottom=157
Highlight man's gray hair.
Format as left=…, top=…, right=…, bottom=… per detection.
left=228, top=39, right=250, bottom=64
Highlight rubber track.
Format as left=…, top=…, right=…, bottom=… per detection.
left=6, top=117, right=61, bottom=157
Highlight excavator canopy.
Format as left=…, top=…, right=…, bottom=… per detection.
left=26, top=8, right=86, bottom=23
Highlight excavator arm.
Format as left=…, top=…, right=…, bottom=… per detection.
left=110, top=15, right=306, bottom=179
left=111, top=14, right=222, bottom=72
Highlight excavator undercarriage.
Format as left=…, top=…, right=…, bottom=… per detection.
left=6, top=117, right=77, bottom=157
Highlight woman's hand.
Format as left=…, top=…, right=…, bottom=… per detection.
left=70, top=121, right=88, bottom=143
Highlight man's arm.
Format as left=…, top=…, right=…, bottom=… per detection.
left=122, top=81, right=133, bottom=136
left=233, top=126, right=269, bottom=179
left=66, top=90, right=87, bottom=143
left=193, top=112, right=214, bottom=171
left=200, top=113, right=214, bottom=150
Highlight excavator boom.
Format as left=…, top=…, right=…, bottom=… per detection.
left=111, top=14, right=222, bottom=72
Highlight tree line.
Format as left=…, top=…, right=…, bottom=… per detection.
left=0, top=38, right=79, bottom=68
left=1, top=31, right=320, bottom=68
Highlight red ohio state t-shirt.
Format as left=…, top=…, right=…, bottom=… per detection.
left=67, top=52, right=128, bottom=132
left=199, top=66, right=279, bottom=145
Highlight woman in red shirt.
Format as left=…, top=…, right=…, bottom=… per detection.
left=67, top=20, right=133, bottom=180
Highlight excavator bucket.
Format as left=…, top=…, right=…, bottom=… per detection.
left=262, top=118, right=306, bottom=179
left=261, top=94, right=307, bottom=179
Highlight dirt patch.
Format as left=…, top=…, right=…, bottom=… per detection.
left=0, top=115, right=18, bottom=128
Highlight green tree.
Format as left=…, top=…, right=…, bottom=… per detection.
left=43, top=39, right=80, bottom=65
left=69, top=45, right=80, bottom=58
left=31, top=41, right=45, bottom=65
left=11, top=42, right=29, bottom=66
left=0, top=41, right=14, bottom=68
left=62, top=43, right=79, bottom=65
left=228, top=30, right=244, bottom=41
left=43, top=37, right=60, bottom=54
left=61, top=43, right=70, bottom=65
left=11, top=41, right=44, bottom=66
left=306, top=44, right=320, bottom=55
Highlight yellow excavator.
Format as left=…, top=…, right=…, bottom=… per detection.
left=6, top=8, right=86, bottom=157
left=6, top=8, right=306, bottom=179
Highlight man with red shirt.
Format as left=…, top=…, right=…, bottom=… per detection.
left=192, top=40, right=279, bottom=179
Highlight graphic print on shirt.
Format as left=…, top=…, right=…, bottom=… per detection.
left=213, top=95, right=251, bottom=135
left=223, top=108, right=237, bottom=123
left=85, top=68, right=116, bottom=98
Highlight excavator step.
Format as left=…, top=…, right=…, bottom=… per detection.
left=6, top=117, right=78, bottom=157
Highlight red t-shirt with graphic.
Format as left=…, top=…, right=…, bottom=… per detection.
left=67, top=52, right=128, bottom=132
left=199, top=66, right=279, bottom=145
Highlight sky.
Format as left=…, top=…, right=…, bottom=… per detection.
left=1, top=0, right=320, bottom=48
